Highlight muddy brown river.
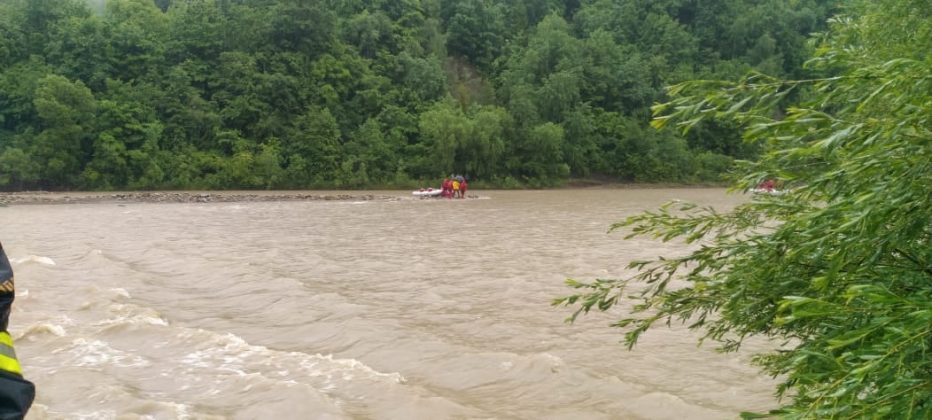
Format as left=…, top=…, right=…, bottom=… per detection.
left=3, top=189, right=777, bottom=419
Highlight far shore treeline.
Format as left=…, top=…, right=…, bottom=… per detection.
left=0, top=0, right=836, bottom=190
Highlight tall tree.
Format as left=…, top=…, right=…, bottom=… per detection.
left=444, top=0, right=505, bottom=70
left=105, top=0, right=167, bottom=82
left=31, top=75, right=98, bottom=187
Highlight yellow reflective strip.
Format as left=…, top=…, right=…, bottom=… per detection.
left=0, top=332, right=12, bottom=347
left=0, top=353, right=22, bottom=375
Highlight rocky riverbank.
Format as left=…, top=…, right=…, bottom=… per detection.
left=0, top=191, right=401, bottom=206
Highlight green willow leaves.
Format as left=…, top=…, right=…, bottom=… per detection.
left=556, top=0, right=930, bottom=417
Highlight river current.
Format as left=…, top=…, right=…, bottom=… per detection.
left=3, top=189, right=777, bottom=419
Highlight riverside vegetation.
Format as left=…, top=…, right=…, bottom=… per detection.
left=556, top=0, right=930, bottom=417
left=0, top=0, right=837, bottom=190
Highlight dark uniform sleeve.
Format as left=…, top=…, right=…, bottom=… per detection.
left=0, top=243, right=35, bottom=419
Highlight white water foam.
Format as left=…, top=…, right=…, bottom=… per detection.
left=16, top=315, right=74, bottom=341
left=10, top=255, right=56, bottom=266
left=178, top=331, right=406, bottom=385
left=18, top=323, right=67, bottom=339
left=68, top=410, right=117, bottom=420
left=53, top=338, right=151, bottom=368
left=93, top=304, right=168, bottom=328
left=109, top=288, right=132, bottom=299
left=497, top=352, right=565, bottom=373
left=129, top=401, right=196, bottom=420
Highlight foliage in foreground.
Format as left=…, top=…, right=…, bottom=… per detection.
left=555, top=0, right=930, bottom=417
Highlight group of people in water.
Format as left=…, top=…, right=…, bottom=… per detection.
left=756, top=179, right=779, bottom=192
left=757, top=179, right=777, bottom=192
left=441, top=175, right=468, bottom=199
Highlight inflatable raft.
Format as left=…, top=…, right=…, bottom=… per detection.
left=412, top=188, right=442, bottom=197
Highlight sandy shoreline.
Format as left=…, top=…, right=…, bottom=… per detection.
left=0, top=191, right=402, bottom=206
left=0, top=183, right=718, bottom=206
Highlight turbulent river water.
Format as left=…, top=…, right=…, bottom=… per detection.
left=4, top=189, right=778, bottom=419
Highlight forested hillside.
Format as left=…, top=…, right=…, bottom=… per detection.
left=0, top=0, right=836, bottom=190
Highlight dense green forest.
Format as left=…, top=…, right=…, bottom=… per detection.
left=0, top=0, right=837, bottom=190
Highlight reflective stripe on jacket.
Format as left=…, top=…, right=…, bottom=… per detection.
left=0, top=334, right=20, bottom=376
